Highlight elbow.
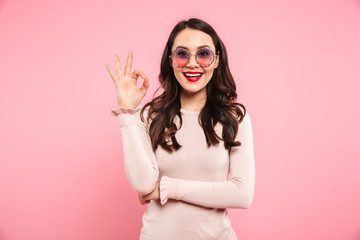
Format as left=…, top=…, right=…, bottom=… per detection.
left=129, top=172, right=159, bottom=195
left=125, top=169, right=159, bottom=195
left=242, top=194, right=254, bottom=209
left=132, top=180, right=157, bottom=195
left=231, top=177, right=255, bottom=209
left=234, top=193, right=253, bottom=209
left=232, top=182, right=254, bottom=209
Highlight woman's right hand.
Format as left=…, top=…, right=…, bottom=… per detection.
left=105, top=50, right=149, bottom=109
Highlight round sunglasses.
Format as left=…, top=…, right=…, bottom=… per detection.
left=169, top=47, right=219, bottom=68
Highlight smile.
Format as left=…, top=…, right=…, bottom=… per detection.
left=183, top=72, right=204, bottom=82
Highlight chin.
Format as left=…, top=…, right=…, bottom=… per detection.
left=182, top=85, right=206, bottom=94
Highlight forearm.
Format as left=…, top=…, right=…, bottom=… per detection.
left=110, top=106, right=159, bottom=195
left=121, top=125, right=159, bottom=195
left=159, top=174, right=255, bottom=209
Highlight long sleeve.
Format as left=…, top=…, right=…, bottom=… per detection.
left=109, top=106, right=159, bottom=195
left=159, top=111, right=255, bottom=209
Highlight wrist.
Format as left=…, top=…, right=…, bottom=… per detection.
left=117, top=105, right=137, bottom=109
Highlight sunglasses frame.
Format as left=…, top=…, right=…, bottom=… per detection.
left=169, top=47, right=219, bottom=68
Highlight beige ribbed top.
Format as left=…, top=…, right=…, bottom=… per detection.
left=109, top=105, right=255, bottom=240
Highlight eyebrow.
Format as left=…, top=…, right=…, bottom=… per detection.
left=175, top=45, right=211, bottom=50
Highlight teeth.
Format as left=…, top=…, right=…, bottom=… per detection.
left=184, top=73, right=203, bottom=77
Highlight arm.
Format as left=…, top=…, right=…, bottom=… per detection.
left=159, top=112, right=255, bottom=209
left=109, top=105, right=159, bottom=195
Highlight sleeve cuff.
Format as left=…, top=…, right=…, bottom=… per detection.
left=108, top=106, right=142, bottom=128
left=159, top=176, right=183, bottom=205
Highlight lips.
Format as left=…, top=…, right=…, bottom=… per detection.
left=183, top=71, right=204, bottom=82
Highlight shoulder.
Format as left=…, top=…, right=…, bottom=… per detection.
left=138, top=104, right=157, bottom=129
left=229, top=104, right=251, bottom=128
left=231, top=107, right=253, bottom=142
left=138, top=104, right=153, bottom=119
left=239, top=109, right=252, bottom=130
left=235, top=111, right=253, bottom=145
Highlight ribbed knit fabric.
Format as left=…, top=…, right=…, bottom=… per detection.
left=109, top=105, right=255, bottom=240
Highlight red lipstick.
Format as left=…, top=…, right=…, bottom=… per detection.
left=183, top=72, right=204, bottom=82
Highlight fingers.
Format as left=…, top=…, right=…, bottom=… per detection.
left=105, top=64, right=117, bottom=83
left=139, top=76, right=150, bottom=94
left=131, top=68, right=146, bottom=81
left=139, top=194, right=150, bottom=205
left=106, top=52, right=147, bottom=89
left=105, top=54, right=122, bottom=83
left=124, top=49, right=133, bottom=76
left=132, top=69, right=149, bottom=95
left=115, top=54, right=123, bottom=77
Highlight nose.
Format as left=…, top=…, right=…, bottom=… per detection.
left=186, top=54, right=198, bottom=67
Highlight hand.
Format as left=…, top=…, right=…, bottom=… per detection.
left=138, top=181, right=160, bottom=205
left=105, top=50, right=150, bottom=109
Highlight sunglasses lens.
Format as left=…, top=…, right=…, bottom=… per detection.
left=197, top=48, right=214, bottom=66
left=172, top=48, right=189, bottom=67
left=172, top=48, right=215, bottom=67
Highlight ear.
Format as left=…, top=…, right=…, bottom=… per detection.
left=214, top=52, right=220, bottom=69
left=169, top=58, right=173, bottom=68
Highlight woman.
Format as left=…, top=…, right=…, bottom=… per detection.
left=106, top=18, right=255, bottom=240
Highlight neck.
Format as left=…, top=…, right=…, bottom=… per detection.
left=180, top=88, right=207, bottom=111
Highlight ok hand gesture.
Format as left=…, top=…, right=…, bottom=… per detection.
left=105, top=50, right=149, bottom=109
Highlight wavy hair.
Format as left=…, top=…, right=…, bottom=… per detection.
left=140, top=17, right=246, bottom=153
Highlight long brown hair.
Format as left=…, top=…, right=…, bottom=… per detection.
left=140, top=18, right=246, bottom=153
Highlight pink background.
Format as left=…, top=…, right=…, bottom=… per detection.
left=1, top=0, right=360, bottom=239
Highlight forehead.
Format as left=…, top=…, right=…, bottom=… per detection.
left=172, top=28, right=215, bottom=51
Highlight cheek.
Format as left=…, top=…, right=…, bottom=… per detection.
left=204, top=69, right=215, bottom=78
left=174, top=70, right=184, bottom=82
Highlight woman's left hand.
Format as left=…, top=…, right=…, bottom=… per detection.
left=138, top=181, right=160, bottom=205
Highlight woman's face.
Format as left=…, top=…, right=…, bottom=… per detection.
left=170, top=28, right=219, bottom=97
